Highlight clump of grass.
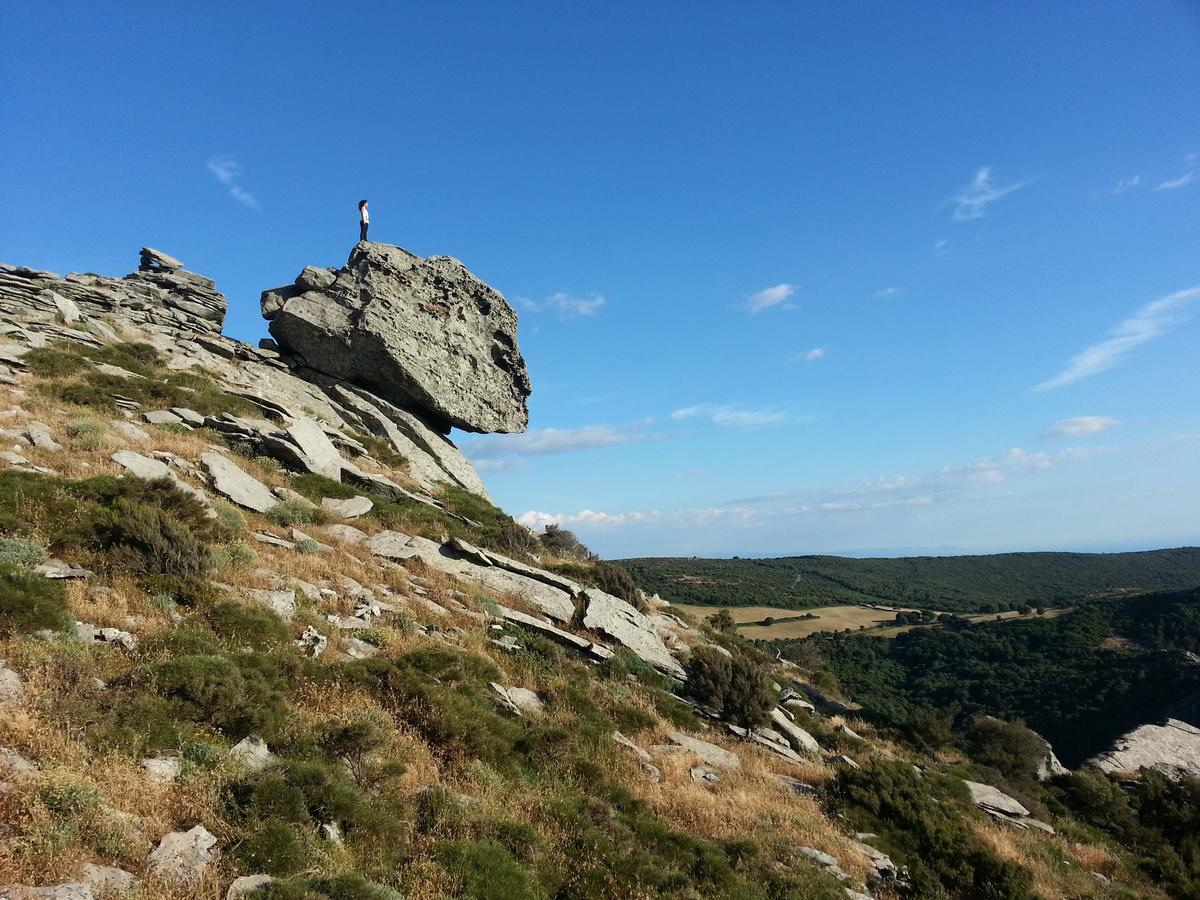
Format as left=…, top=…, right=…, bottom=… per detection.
left=262, top=875, right=403, bottom=899
left=295, top=538, right=321, bottom=555
left=0, top=536, right=49, bottom=568
left=0, top=561, right=73, bottom=635
left=211, top=540, right=258, bottom=570
left=64, top=417, right=108, bottom=450
left=268, top=499, right=326, bottom=527
left=212, top=501, right=246, bottom=539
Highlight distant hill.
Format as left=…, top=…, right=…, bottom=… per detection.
left=619, top=547, right=1200, bottom=613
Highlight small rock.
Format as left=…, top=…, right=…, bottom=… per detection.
left=139, top=247, right=185, bottom=270
left=201, top=452, right=278, bottom=512
left=0, top=665, right=24, bottom=711
left=141, top=756, right=183, bottom=782
left=226, top=874, right=274, bottom=898
left=490, top=682, right=545, bottom=716
left=230, top=736, right=275, bottom=772
left=35, top=559, right=95, bottom=579
left=80, top=863, right=138, bottom=894
left=320, top=821, right=344, bottom=846
left=24, top=421, right=63, bottom=451
left=243, top=588, right=296, bottom=619
left=774, top=774, right=819, bottom=797
left=690, top=766, right=721, bottom=787
left=73, top=622, right=136, bottom=649
left=666, top=730, right=741, bottom=770
left=0, top=450, right=29, bottom=465
left=251, top=530, right=295, bottom=550
left=143, top=410, right=184, bottom=426
left=321, top=495, right=374, bottom=519
left=147, top=824, right=217, bottom=883
left=169, top=407, right=205, bottom=426
left=296, top=625, right=328, bottom=657
left=0, top=747, right=37, bottom=778
left=0, top=884, right=95, bottom=899
left=343, top=637, right=379, bottom=659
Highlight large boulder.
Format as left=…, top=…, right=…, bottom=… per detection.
left=264, top=242, right=530, bottom=434
left=1084, top=718, right=1200, bottom=780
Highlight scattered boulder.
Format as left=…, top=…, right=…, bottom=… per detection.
left=266, top=242, right=531, bottom=433
left=0, top=747, right=37, bottom=779
left=80, top=863, right=138, bottom=895
left=773, top=774, right=819, bottom=797
left=795, top=847, right=852, bottom=883
left=35, top=559, right=95, bottom=579
left=243, top=588, right=296, bottom=620
left=141, top=755, right=183, bottom=782
left=295, top=625, right=328, bottom=658
left=664, top=730, right=741, bottom=770
left=0, top=665, right=24, bottom=711
left=73, top=622, right=136, bottom=649
left=490, top=682, right=544, bottom=716
left=226, top=875, right=274, bottom=898
left=200, top=452, right=277, bottom=512
left=769, top=707, right=821, bottom=754
left=690, top=766, right=721, bottom=788
left=230, top=736, right=275, bottom=772
left=321, top=495, right=373, bottom=518
left=24, top=421, right=62, bottom=451
left=0, top=884, right=95, bottom=899
left=581, top=588, right=685, bottom=679
left=147, top=825, right=217, bottom=882
left=1084, top=718, right=1200, bottom=780
left=143, top=410, right=184, bottom=426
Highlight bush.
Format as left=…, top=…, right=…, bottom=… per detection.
left=0, top=537, right=49, bottom=568
left=434, top=838, right=539, bottom=899
left=707, top=609, right=736, bottom=632
left=963, top=716, right=1052, bottom=783
left=268, top=499, right=325, bottom=527
left=538, top=524, right=595, bottom=561
left=64, top=417, right=108, bottom=450
left=212, top=502, right=246, bottom=538
left=685, top=646, right=774, bottom=728
left=0, top=562, right=73, bottom=634
left=238, top=819, right=310, bottom=874
left=142, top=652, right=292, bottom=739
left=262, top=875, right=402, bottom=900
left=592, top=561, right=643, bottom=609
left=211, top=541, right=257, bottom=570
left=94, top=499, right=211, bottom=578
left=204, top=601, right=293, bottom=649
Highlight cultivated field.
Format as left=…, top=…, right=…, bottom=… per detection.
left=673, top=602, right=913, bottom=639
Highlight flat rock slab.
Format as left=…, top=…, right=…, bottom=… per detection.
left=964, top=780, right=1030, bottom=817
left=143, top=410, right=184, bottom=426
left=581, top=588, right=685, bottom=679
left=769, top=707, right=822, bottom=754
left=226, top=875, right=274, bottom=898
left=282, top=415, right=344, bottom=479
left=201, top=452, right=277, bottom=512
left=666, top=730, right=741, bottom=770
left=0, top=666, right=24, bottom=710
left=1084, top=718, right=1200, bottom=780
left=490, top=682, right=544, bottom=716
left=0, top=885, right=95, bottom=899
left=80, top=865, right=137, bottom=895
left=24, top=421, right=62, bottom=451
left=321, top=495, right=373, bottom=518
left=243, top=588, right=296, bottom=619
left=230, top=736, right=275, bottom=772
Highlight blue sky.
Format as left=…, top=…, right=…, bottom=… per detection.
left=3, top=2, right=1198, bottom=558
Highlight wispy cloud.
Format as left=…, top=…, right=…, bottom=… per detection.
left=745, top=283, right=796, bottom=314
left=876, top=287, right=901, bottom=299
left=518, top=506, right=762, bottom=532
left=462, top=422, right=654, bottom=465
left=796, top=347, right=826, bottom=362
left=1112, top=174, right=1141, bottom=195
left=950, top=167, right=1032, bottom=220
left=1154, top=155, right=1197, bottom=192
left=1043, top=416, right=1122, bottom=438
left=934, top=239, right=950, bottom=256
left=205, top=156, right=260, bottom=210
left=671, top=403, right=788, bottom=429
left=1035, top=286, right=1200, bottom=390
left=519, top=291, right=606, bottom=319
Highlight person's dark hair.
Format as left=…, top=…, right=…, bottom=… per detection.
left=358, top=199, right=368, bottom=209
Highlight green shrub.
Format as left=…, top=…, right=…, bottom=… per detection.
left=211, top=502, right=246, bottom=539
left=261, top=875, right=402, bottom=900
left=94, top=499, right=210, bottom=578
left=0, top=562, right=73, bottom=634
left=538, top=523, right=596, bottom=561
left=685, top=646, right=774, bottom=728
left=963, top=716, right=1053, bottom=784
left=295, top=538, right=321, bottom=555
left=267, top=499, right=325, bottom=527
left=238, top=819, right=310, bottom=874
left=835, top=759, right=1035, bottom=899
left=434, top=838, right=540, bottom=899
left=22, top=345, right=88, bottom=377
left=210, top=541, right=257, bottom=570
left=0, top=537, right=49, bottom=568
left=204, top=601, right=293, bottom=649
left=64, top=417, right=108, bottom=450
left=142, top=652, right=292, bottom=739
left=289, top=473, right=357, bottom=500
left=592, top=561, right=642, bottom=608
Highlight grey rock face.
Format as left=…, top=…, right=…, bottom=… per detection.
left=769, top=707, right=821, bottom=755
left=147, top=824, right=217, bottom=882
left=0, top=885, right=95, bottom=899
left=321, top=495, right=373, bottom=518
left=200, top=452, right=277, bottom=512
left=266, top=242, right=531, bottom=433
left=0, top=665, right=24, bottom=711
left=665, top=730, right=741, bottom=770
left=964, top=780, right=1030, bottom=817
left=0, top=251, right=227, bottom=336
left=226, top=875, right=274, bottom=899
left=581, top=588, right=686, bottom=679
left=80, top=864, right=138, bottom=895
left=1084, top=718, right=1200, bottom=780
left=230, top=736, right=275, bottom=772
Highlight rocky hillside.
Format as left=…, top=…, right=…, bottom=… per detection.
left=0, top=245, right=1194, bottom=899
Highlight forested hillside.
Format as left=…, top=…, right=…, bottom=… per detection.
left=621, top=548, right=1200, bottom=613
left=770, top=586, right=1200, bottom=767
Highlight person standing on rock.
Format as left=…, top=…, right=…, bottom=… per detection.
left=358, top=199, right=370, bottom=242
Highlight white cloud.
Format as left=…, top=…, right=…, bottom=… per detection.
left=876, top=287, right=901, bottom=299
left=950, top=166, right=1031, bottom=220
left=1035, top=285, right=1200, bottom=390
left=518, top=506, right=762, bottom=532
left=462, top=423, right=652, bottom=462
left=1112, top=174, right=1141, bottom=194
left=1154, top=170, right=1195, bottom=192
left=206, top=156, right=260, bottom=210
left=670, top=403, right=788, bottom=428
left=745, top=283, right=796, bottom=314
left=933, top=239, right=950, bottom=256
left=1043, top=416, right=1122, bottom=438
left=797, top=347, right=826, bottom=362
left=520, top=291, right=606, bottom=318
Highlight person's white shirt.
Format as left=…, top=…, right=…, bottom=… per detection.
left=361, top=207, right=370, bottom=224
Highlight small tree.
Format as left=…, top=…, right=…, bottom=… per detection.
left=685, top=647, right=774, bottom=729
left=707, top=609, right=736, bottom=633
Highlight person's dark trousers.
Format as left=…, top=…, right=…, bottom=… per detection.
left=359, top=222, right=368, bottom=242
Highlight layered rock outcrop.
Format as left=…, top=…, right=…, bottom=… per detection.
left=1084, top=718, right=1200, bottom=780
left=262, top=242, right=530, bottom=434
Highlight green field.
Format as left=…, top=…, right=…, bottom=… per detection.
left=623, top=547, right=1200, bottom=613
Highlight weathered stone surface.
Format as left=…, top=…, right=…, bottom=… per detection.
left=282, top=416, right=343, bottom=479
left=497, top=605, right=612, bottom=662
left=143, top=410, right=183, bottom=426
left=74, top=622, right=136, bottom=649
left=140, top=247, right=185, bottom=270
left=581, top=588, right=685, bottom=679
left=201, top=452, right=277, bottom=512
left=1084, top=718, right=1200, bottom=780
left=321, top=495, right=373, bottom=518
left=266, top=242, right=530, bottom=433
left=0, top=747, right=37, bottom=778
left=769, top=707, right=821, bottom=754
left=110, top=449, right=172, bottom=480
left=774, top=774, right=819, bottom=797
left=665, top=731, right=741, bottom=770
left=24, top=421, right=62, bottom=451
left=296, top=266, right=336, bottom=292
left=141, top=755, right=183, bottom=782
left=0, top=665, right=24, bottom=711
left=110, top=420, right=150, bottom=442
left=0, top=884, right=95, bottom=899
left=80, top=864, right=137, bottom=894
left=230, top=736, right=275, bottom=772
left=490, top=682, right=545, bottom=716
left=147, top=824, right=217, bottom=882
left=323, top=523, right=369, bottom=545
left=226, top=875, right=274, bottom=898
left=964, top=780, right=1030, bottom=817
left=243, top=588, right=296, bottom=619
